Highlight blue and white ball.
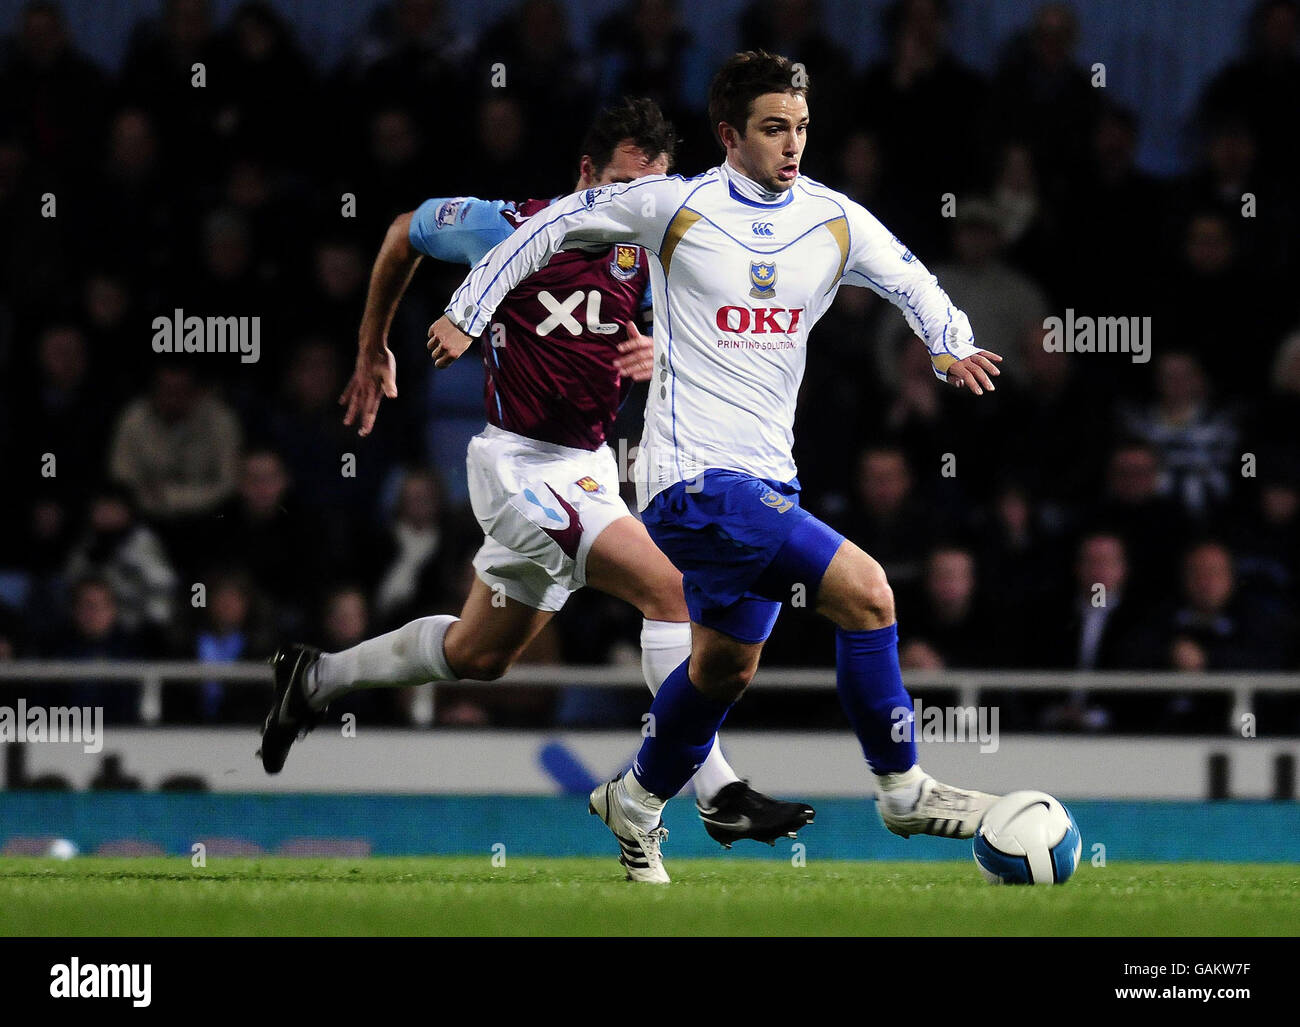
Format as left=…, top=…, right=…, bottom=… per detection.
left=973, top=790, right=1080, bottom=885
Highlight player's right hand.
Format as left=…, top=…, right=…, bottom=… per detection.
left=427, top=315, right=474, bottom=369
left=945, top=349, right=1002, bottom=396
left=340, top=345, right=397, bottom=437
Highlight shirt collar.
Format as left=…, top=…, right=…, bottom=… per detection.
left=720, top=160, right=794, bottom=208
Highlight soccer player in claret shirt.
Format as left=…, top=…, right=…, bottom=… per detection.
left=259, top=98, right=816, bottom=853
left=429, top=53, right=1006, bottom=882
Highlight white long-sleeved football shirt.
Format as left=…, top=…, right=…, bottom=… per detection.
left=445, top=162, right=980, bottom=508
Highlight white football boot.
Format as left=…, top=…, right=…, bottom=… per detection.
left=588, top=778, right=670, bottom=884
left=877, top=770, right=998, bottom=839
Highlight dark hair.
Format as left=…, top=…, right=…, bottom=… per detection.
left=580, top=97, right=676, bottom=174
left=708, top=50, right=809, bottom=150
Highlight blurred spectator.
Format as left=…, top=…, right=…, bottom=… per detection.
left=64, top=486, right=177, bottom=636
left=972, top=479, right=1062, bottom=623
left=1120, top=351, right=1239, bottom=520
left=107, top=365, right=242, bottom=565
left=990, top=322, right=1102, bottom=516
left=367, top=468, right=465, bottom=626
left=1032, top=532, right=1164, bottom=732
left=858, top=0, right=987, bottom=253
left=989, top=2, right=1101, bottom=195
left=1245, top=328, right=1300, bottom=484
left=868, top=334, right=984, bottom=511
left=187, top=569, right=274, bottom=721
left=303, top=236, right=368, bottom=341
left=1065, top=103, right=1166, bottom=311
left=212, top=2, right=317, bottom=162
left=1173, top=118, right=1295, bottom=273
left=42, top=577, right=143, bottom=722
left=1163, top=540, right=1290, bottom=672
left=1155, top=210, right=1287, bottom=395
left=1036, top=532, right=1154, bottom=672
left=898, top=545, right=998, bottom=669
left=210, top=448, right=323, bottom=627
left=926, top=198, right=1051, bottom=388
left=988, top=140, right=1060, bottom=282
left=0, top=0, right=107, bottom=176
left=1224, top=465, right=1300, bottom=604
left=1197, top=0, right=1300, bottom=181
left=476, top=0, right=593, bottom=183
left=1085, top=440, right=1191, bottom=595
left=15, top=324, right=115, bottom=508
left=343, top=0, right=472, bottom=146
left=595, top=0, right=708, bottom=166
left=833, top=446, right=940, bottom=593
left=314, top=584, right=402, bottom=725
left=87, top=107, right=186, bottom=288
left=355, top=106, right=429, bottom=223
left=263, top=337, right=392, bottom=539
left=830, top=129, right=885, bottom=209
left=119, top=0, right=228, bottom=175
left=81, top=267, right=145, bottom=398
left=466, top=95, right=533, bottom=201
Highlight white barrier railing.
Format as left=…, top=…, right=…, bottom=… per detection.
left=0, top=661, right=1296, bottom=729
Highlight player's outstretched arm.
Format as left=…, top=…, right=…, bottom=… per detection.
left=342, top=211, right=419, bottom=436
left=841, top=201, right=1002, bottom=395
left=346, top=197, right=516, bottom=431
left=436, top=177, right=681, bottom=356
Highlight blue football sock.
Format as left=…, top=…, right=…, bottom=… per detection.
left=632, top=659, right=732, bottom=799
left=835, top=623, right=917, bottom=774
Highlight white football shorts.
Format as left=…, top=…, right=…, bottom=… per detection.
left=465, top=425, right=632, bottom=612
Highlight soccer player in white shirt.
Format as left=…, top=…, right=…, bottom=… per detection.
left=429, top=52, right=1005, bottom=882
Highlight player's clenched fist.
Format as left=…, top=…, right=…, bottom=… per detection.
left=428, top=315, right=474, bottom=368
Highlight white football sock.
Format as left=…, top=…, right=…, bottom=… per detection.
left=306, top=615, right=458, bottom=709
left=874, top=762, right=926, bottom=813
left=618, top=767, right=666, bottom=832
left=640, top=619, right=741, bottom=807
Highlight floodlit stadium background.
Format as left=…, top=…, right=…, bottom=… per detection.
left=0, top=0, right=1297, bottom=862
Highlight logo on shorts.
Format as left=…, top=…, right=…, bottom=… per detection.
left=524, top=488, right=568, bottom=525
left=575, top=476, right=604, bottom=494
left=760, top=490, right=793, bottom=513
left=522, top=484, right=584, bottom=559
left=749, top=260, right=777, bottom=299
left=609, top=245, right=640, bottom=282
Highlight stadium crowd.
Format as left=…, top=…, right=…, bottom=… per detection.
left=1, top=0, right=1298, bottom=734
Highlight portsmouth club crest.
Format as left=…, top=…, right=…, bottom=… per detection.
left=749, top=260, right=777, bottom=298
left=610, top=244, right=640, bottom=282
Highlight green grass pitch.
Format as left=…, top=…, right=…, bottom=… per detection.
left=1, top=858, right=1296, bottom=936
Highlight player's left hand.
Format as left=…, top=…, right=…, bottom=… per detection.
left=946, top=350, right=1003, bottom=395
left=613, top=321, right=655, bottom=382
left=427, top=315, right=474, bottom=368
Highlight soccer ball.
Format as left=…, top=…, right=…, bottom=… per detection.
left=972, top=790, right=1080, bottom=885
left=45, top=838, right=79, bottom=860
